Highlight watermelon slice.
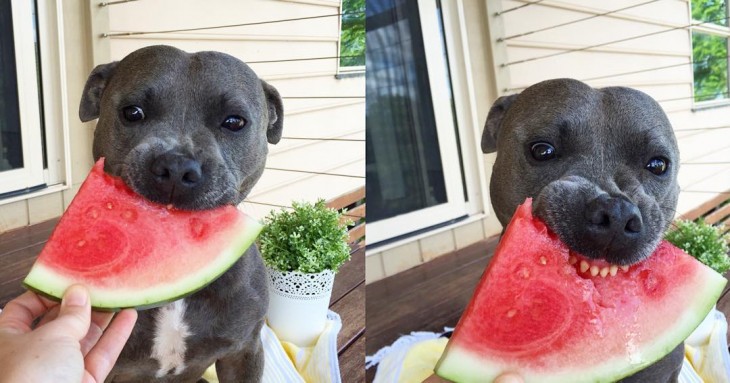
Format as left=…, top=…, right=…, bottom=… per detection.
left=435, top=198, right=727, bottom=383
left=23, top=158, right=262, bottom=310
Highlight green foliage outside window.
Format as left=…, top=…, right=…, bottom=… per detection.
left=692, top=0, right=730, bottom=102
left=340, top=0, right=365, bottom=67
left=692, top=32, right=729, bottom=102
left=692, top=0, right=728, bottom=25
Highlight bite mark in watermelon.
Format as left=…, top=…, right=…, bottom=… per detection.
left=23, top=158, right=262, bottom=310
left=435, top=198, right=727, bottom=383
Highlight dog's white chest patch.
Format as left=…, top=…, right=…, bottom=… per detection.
left=151, top=299, right=191, bottom=378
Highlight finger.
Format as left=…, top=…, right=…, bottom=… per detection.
left=82, top=370, right=97, bottom=383
left=80, top=311, right=115, bottom=355
left=41, top=285, right=91, bottom=341
left=35, top=305, right=61, bottom=328
left=85, top=309, right=137, bottom=382
left=495, top=373, right=524, bottom=383
left=0, top=290, right=57, bottom=334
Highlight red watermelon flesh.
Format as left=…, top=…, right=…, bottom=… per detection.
left=23, top=158, right=262, bottom=310
left=435, top=198, right=726, bottom=383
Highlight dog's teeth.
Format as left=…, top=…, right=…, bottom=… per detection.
left=167, top=204, right=174, bottom=210
left=580, top=260, right=590, bottom=273
left=569, top=256, right=577, bottom=265
left=600, top=267, right=609, bottom=278
left=609, top=265, right=618, bottom=276
left=620, top=265, right=630, bottom=272
left=590, top=265, right=599, bottom=277
left=539, top=256, right=547, bottom=265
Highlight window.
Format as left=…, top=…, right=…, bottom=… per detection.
left=339, top=0, right=365, bottom=72
left=365, top=0, right=467, bottom=244
left=691, top=0, right=730, bottom=102
left=0, top=0, right=46, bottom=196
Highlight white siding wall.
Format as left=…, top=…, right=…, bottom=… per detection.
left=106, top=0, right=365, bottom=220
left=497, top=0, right=730, bottom=216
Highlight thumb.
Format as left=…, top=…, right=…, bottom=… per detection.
left=495, top=373, right=524, bottom=383
left=42, top=285, right=92, bottom=341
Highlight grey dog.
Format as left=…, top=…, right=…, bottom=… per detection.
left=79, top=45, right=282, bottom=382
left=482, top=78, right=683, bottom=382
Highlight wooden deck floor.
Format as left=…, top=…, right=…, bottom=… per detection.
left=366, top=237, right=730, bottom=382
left=0, top=218, right=365, bottom=382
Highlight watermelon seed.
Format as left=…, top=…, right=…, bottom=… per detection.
left=77, top=240, right=86, bottom=248
left=506, top=309, right=517, bottom=318
left=568, top=256, right=577, bottom=265
left=579, top=260, right=590, bottom=273
left=122, top=210, right=136, bottom=221
left=590, top=265, right=599, bottom=277
left=539, top=256, right=547, bottom=265
left=609, top=265, right=618, bottom=276
left=87, top=208, right=99, bottom=219
left=106, top=202, right=113, bottom=210
left=599, top=267, right=609, bottom=278
left=517, top=267, right=530, bottom=279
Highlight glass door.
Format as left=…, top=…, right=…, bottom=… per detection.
left=0, top=0, right=45, bottom=196
left=366, top=0, right=466, bottom=244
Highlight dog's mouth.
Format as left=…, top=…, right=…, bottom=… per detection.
left=567, top=251, right=631, bottom=278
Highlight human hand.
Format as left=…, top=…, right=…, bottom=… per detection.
left=424, top=372, right=524, bottom=383
left=0, top=285, right=137, bottom=383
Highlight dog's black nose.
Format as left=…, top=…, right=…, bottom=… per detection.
left=585, top=195, right=643, bottom=239
left=150, top=153, right=203, bottom=190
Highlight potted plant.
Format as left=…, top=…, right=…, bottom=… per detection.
left=259, top=199, right=352, bottom=347
left=665, top=219, right=730, bottom=274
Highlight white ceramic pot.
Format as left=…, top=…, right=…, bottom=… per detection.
left=265, top=267, right=335, bottom=347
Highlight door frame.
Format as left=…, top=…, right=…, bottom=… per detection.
left=366, top=0, right=468, bottom=244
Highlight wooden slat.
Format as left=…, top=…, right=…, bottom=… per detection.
left=704, top=203, right=730, bottom=225
left=0, top=243, right=44, bottom=306
left=681, top=191, right=730, bottom=221
left=339, top=335, right=365, bottom=383
left=341, top=203, right=365, bottom=224
left=0, top=218, right=58, bottom=255
left=330, top=247, right=365, bottom=306
left=326, top=186, right=365, bottom=210
left=331, top=282, right=365, bottom=354
left=348, top=222, right=365, bottom=244
left=366, top=238, right=499, bottom=356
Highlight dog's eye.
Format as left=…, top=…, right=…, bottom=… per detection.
left=221, top=115, right=246, bottom=132
left=646, top=157, right=669, bottom=176
left=530, top=142, right=556, bottom=161
left=122, top=106, right=145, bottom=122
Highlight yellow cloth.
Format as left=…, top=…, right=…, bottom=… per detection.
left=203, top=311, right=342, bottom=383
left=683, top=308, right=730, bottom=383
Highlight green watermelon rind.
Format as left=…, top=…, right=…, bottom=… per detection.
left=23, top=213, right=262, bottom=311
left=435, top=261, right=727, bottom=383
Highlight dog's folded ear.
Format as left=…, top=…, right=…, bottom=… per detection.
left=261, top=80, right=284, bottom=144
left=79, top=61, right=119, bottom=122
left=482, top=94, right=519, bottom=153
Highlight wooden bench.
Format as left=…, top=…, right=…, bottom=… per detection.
left=326, top=186, right=366, bottom=250
left=325, top=186, right=366, bottom=382
left=681, top=190, right=730, bottom=238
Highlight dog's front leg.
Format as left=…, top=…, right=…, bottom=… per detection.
left=215, top=338, right=265, bottom=383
